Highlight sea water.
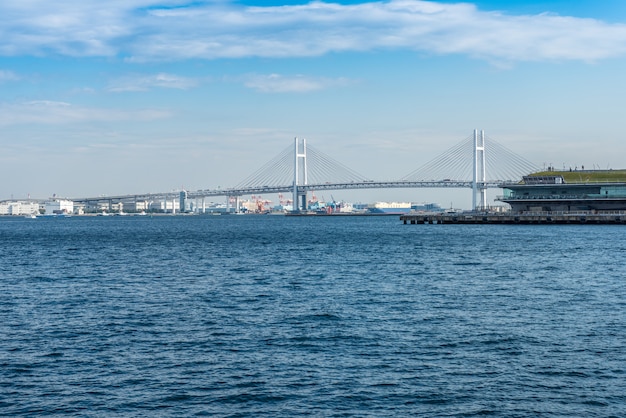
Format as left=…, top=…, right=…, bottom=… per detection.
left=1, top=215, right=625, bottom=417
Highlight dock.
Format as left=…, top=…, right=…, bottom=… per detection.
left=400, top=212, right=626, bottom=225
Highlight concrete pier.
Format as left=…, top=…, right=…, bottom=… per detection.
left=400, top=212, right=626, bottom=225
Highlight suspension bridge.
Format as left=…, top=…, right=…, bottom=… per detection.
left=72, top=130, right=538, bottom=212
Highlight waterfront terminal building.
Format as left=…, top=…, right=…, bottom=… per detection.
left=497, top=170, right=626, bottom=213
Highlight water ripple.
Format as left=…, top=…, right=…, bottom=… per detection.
left=2, top=217, right=626, bottom=416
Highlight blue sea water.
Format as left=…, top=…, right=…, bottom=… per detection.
left=1, top=215, right=625, bottom=417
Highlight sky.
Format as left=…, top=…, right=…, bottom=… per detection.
left=2, top=0, right=626, bottom=208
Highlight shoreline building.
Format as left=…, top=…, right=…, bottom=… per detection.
left=0, top=201, right=40, bottom=216
left=497, top=170, right=626, bottom=213
left=44, top=199, right=74, bottom=215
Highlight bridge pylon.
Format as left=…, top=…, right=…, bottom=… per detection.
left=293, top=137, right=308, bottom=211
left=473, top=129, right=487, bottom=211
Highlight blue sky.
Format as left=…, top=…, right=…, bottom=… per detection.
left=2, top=0, right=626, bottom=208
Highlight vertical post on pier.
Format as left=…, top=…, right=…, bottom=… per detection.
left=293, top=137, right=308, bottom=211
left=472, top=129, right=487, bottom=211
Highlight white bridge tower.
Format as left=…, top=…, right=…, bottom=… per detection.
left=473, top=129, right=487, bottom=211
left=293, top=137, right=308, bottom=211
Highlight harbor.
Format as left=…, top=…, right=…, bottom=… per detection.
left=401, top=211, right=626, bottom=225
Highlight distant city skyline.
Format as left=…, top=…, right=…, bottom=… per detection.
left=2, top=0, right=626, bottom=209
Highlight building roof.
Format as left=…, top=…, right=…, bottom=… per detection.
left=526, top=170, right=626, bottom=184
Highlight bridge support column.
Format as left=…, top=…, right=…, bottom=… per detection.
left=293, top=137, right=308, bottom=211
left=179, top=190, right=187, bottom=213
left=301, top=194, right=307, bottom=211
left=473, top=129, right=487, bottom=211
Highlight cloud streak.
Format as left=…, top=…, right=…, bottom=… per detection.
left=242, top=73, right=353, bottom=93
left=0, top=70, right=19, bottom=82
left=1, top=1, right=626, bottom=64
left=0, top=100, right=171, bottom=126
left=107, top=73, right=200, bottom=92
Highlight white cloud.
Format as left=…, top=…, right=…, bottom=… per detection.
left=242, top=73, right=353, bottom=93
left=108, top=73, right=200, bottom=92
left=0, top=100, right=171, bottom=126
left=0, top=1, right=625, bottom=63
left=0, top=70, right=19, bottom=82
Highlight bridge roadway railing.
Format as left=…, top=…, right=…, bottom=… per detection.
left=70, top=180, right=510, bottom=205
left=190, top=180, right=481, bottom=198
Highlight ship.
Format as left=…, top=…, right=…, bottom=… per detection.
left=368, top=202, right=412, bottom=214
